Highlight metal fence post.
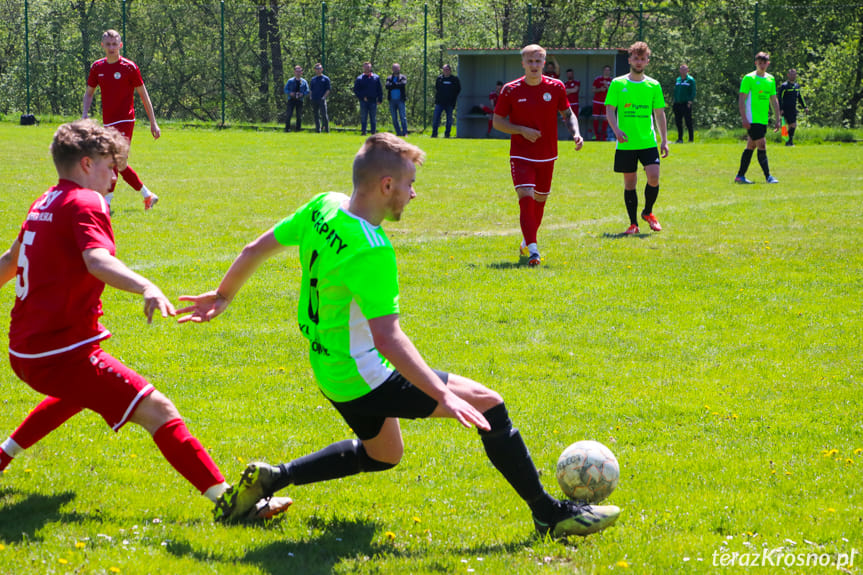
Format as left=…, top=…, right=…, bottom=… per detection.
left=424, top=3, right=428, bottom=131
left=321, top=2, right=327, bottom=72
left=528, top=4, right=532, bottom=43
left=638, top=2, right=644, bottom=41
left=24, top=0, right=30, bottom=116
left=122, top=0, right=127, bottom=57
left=753, top=2, right=759, bottom=56
left=220, top=0, right=225, bottom=127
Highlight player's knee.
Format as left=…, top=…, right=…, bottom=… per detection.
left=358, top=442, right=400, bottom=470
left=132, top=391, right=181, bottom=434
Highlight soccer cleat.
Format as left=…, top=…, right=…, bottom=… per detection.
left=143, top=194, right=159, bottom=210
left=734, top=176, right=754, bottom=184
left=766, top=175, right=779, bottom=184
left=641, top=213, right=662, bottom=232
left=534, top=500, right=620, bottom=538
left=785, top=141, right=794, bottom=147
left=213, top=462, right=281, bottom=523
left=623, top=224, right=639, bottom=235
left=248, top=495, right=293, bottom=520
left=528, top=252, right=541, bottom=266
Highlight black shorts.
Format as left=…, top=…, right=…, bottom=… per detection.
left=783, top=112, right=798, bottom=125
left=614, top=147, right=661, bottom=173
left=747, top=123, right=768, bottom=140
left=330, top=369, right=449, bottom=440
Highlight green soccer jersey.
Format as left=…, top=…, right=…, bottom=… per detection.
left=740, top=71, right=776, bottom=125
left=273, top=192, right=400, bottom=402
left=604, top=75, right=666, bottom=151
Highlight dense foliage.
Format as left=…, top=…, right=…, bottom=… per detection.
left=0, top=0, right=861, bottom=128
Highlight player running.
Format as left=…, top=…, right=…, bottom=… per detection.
left=0, top=120, right=289, bottom=521
left=493, top=44, right=583, bottom=267
left=177, top=133, right=619, bottom=537
left=735, top=52, right=781, bottom=184
left=605, top=41, right=669, bottom=236
left=83, top=29, right=160, bottom=211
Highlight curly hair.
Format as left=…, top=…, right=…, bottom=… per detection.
left=50, top=119, right=129, bottom=173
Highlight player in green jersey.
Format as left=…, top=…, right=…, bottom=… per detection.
left=605, top=41, right=668, bottom=236
left=177, top=133, right=620, bottom=538
left=736, top=52, right=781, bottom=184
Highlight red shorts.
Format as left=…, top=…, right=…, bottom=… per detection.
left=9, top=344, right=154, bottom=432
left=510, top=158, right=555, bottom=196
left=592, top=102, right=606, bottom=117
left=106, top=120, right=135, bottom=142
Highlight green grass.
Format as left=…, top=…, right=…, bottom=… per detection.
left=0, top=121, right=860, bottom=574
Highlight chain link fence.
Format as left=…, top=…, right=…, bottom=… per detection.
left=1, top=1, right=861, bottom=130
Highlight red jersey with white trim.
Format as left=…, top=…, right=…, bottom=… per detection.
left=495, top=75, right=570, bottom=162
left=565, top=79, right=581, bottom=105
left=9, top=180, right=115, bottom=358
left=87, top=57, right=144, bottom=126
left=592, top=76, right=612, bottom=104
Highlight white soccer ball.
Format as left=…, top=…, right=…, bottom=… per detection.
left=556, top=440, right=619, bottom=503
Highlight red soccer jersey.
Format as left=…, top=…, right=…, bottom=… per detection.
left=593, top=76, right=612, bottom=104
left=87, top=57, right=144, bottom=126
left=494, top=76, right=570, bottom=162
left=565, top=79, right=581, bottom=105
left=9, top=180, right=115, bottom=358
left=489, top=90, right=500, bottom=107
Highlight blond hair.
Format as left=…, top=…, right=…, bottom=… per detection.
left=629, top=41, right=651, bottom=58
left=50, top=119, right=129, bottom=173
left=520, top=44, right=546, bottom=60
left=353, top=133, right=425, bottom=189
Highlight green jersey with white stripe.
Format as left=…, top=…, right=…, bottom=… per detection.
left=740, top=71, right=776, bottom=125
left=273, top=192, right=400, bottom=402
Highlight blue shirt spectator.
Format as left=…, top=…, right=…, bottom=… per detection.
left=353, top=62, right=383, bottom=134
left=310, top=73, right=331, bottom=101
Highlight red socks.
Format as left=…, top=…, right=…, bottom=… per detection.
left=534, top=199, right=546, bottom=230
left=11, top=396, right=82, bottom=450
left=153, top=418, right=224, bottom=494
left=518, top=196, right=537, bottom=245
left=120, top=165, right=144, bottom=191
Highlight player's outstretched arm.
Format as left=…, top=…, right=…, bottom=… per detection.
left=0, top=240, right=21, bottom=288
left=177, top=229, right=286, bottom=324
left=368, top=314, right=490, bottom=431
left=82, top=247, right=175, bottom=323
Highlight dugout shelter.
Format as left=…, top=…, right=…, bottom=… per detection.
left=448, top=48, right=628, bottom=139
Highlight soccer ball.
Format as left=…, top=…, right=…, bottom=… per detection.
left=555, top=440, right=619, bottom=503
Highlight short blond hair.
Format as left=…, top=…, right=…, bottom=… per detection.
left=51, top=119, right=129, bottom=173
left=629, top=41, right=650, bottom=58
left=353, top=133, right=425, bottom=189
left=520, top=44, right=546, bottom=60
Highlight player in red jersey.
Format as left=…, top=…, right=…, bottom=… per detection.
left=592, top=65, right=613, bottom=141
left=83, top=29, right=159, bottom=211
left=493, top=44, right=583, bottom=266
left=0, top=120, right=289, bottom=521
left=481, top=81, right=504, bottom=136
left=564, top=68, right=581, bottom=116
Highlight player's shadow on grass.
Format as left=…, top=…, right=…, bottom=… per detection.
left=0, top=488, right=83, bottom=542
left=601, top=230, right=651, bottom=239
left=167, top=514, right=538, bottom=575
left=487, top=256, right=550, bottom=269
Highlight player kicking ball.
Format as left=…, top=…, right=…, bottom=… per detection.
left=605, top=41, right=669, bottom=235
left=493, top=44, right=583, bottom=267
left=0, top=120, right=288, bottom=522
left=177, top=133, right=619, bottom=536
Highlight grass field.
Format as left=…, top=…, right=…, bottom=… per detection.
left=0, top=121, right=860, bottom=574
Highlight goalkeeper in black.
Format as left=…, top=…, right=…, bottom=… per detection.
left=778, top=69, right=808, bottom=147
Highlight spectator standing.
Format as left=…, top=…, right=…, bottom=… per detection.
left=353, top=62, right=383, bottom=135
left=592, top=65, right=613, bottom=141
left=432, top=65, right=461, bottom=138
left=386, top=63, right=408, bottom=136
left=82, top=29, right=159, bottom=211
left=778, top=68, right=808, bottom=146
left=543, top=59, right=560, bottom=79
left=564, top=68, right=581, bottom=116
left=309, top=63, right=331, bottom=134
left=735, top=52, right=780, bottom=184
left=284, top=66, right=309, bottom=133
left=672, top=64, right=696, bottom=143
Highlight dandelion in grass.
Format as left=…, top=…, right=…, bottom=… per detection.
left=385, top=531, right=396, bottom=541
left=413, top=516, right=421, bottom=524
left=855, top=448, right=862, bottom=455
left=110, top=568, right=121, bottom=573
left=59, top=558, right=68, bottom=565
left=75, top=541, right=85, bottom=549
left=827, top=508, right=836, bottom=513
left=616, top=560, right=629, bottom=568
left=845, top=458, right=854, bottom=465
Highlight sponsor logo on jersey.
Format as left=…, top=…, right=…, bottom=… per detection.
left=543, top=92, right=552, bottom=102
left=114, top=72, right=122, bottom=80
